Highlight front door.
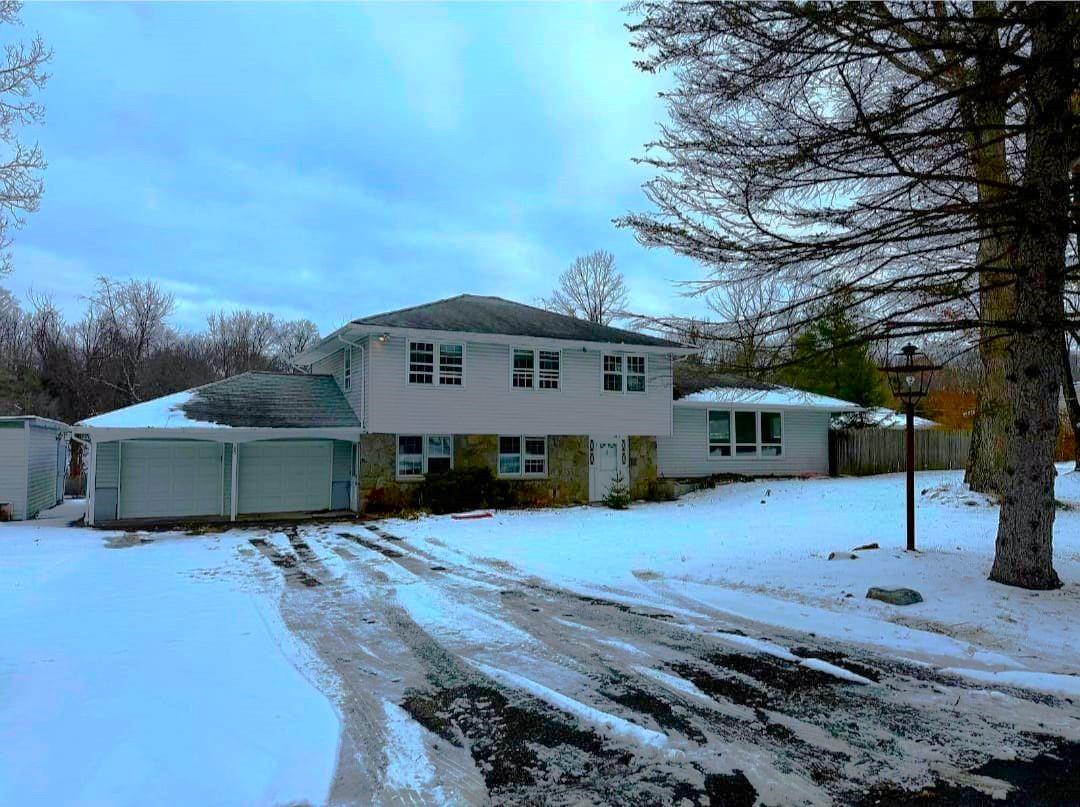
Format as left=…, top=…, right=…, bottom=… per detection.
left=589, top=435, right=627, bottom=502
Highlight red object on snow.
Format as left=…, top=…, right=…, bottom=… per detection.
left=451, top=511, right=493, bottom=520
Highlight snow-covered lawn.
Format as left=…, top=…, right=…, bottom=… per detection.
left=3, top=467, right=1079, bottom=803
left=386, top=464, right=1080, bottom=683
left=0, top=505, right=338, bottom=806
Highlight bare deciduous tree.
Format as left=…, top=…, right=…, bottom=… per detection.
left=0, top=2, right=48, bottom=277
left=542, top=250, right=628, bottom=325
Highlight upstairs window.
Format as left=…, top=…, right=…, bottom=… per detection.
left=408, top=341, right=434, bottom=384
left=603, top=355, right=623, bottom=391
left=603, top=353, right=646, bottom=393
left=512, top=348, right=560, bottom=390
left=538, top=350, right=560, bottom=389
left=343, top=347, right=352, bottom=391
left=512, top=349, right=534, bottom=388
left=439, top=343, right=464, bottom=386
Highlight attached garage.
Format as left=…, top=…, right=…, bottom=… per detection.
left=78, top=372, right=362, bottom=526
left=238, top=441, right=332, bottom=515
left=118, top=441, right=225, bottom=520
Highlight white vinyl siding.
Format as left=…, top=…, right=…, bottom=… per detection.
left=366, top=337, right=672, bottom=436
left=26, top=425, right=63, bottom=518
left=659, top=407, right=828, bottom=477
left=0, top=423, right=28, bottom=520
left=311, top=341, right=366, bottom=425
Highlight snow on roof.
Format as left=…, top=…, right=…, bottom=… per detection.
left=677, top=385, right=861, bottom=412
left=78, top=390, right=226, bottom=429
left=832, top=407, right=939, bottom=430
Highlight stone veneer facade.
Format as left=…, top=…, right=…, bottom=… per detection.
left=358, top=433, right=658, bottom=513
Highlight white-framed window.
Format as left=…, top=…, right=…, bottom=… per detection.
left=512, top=349, right=534, bottom=389
left=397, top=434, right=454, bottom=478
left=603, top=354, right=622, bottom=391
left=708, top=410, right=731, bottom=457
left=408, top=340, right=465, bottom=386
left=343, top=347, right=352, bottom=391
left=706, top=410, right=783, bottom=459
left=439, top=343, right=464, bottom=386
left=602, top=353, right=646, bottom=393
left=408, top=341, right=434, bottom=385
left=511, top=348, right=560, bottom=390
left=498, top=435, right=548, bottom=477
left=538, top=350, right=560, bottom=389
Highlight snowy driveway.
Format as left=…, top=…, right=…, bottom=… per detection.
left=4, top=469, right=1080, bottom=805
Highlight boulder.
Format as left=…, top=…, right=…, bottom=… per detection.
left=828, top=551, right=858, bottom=560
left=866, top=587, right=923, bottom=606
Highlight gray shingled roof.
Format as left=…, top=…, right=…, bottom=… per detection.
left=673, top=362, right=775, bottom=400
left=352, top=294, right=682, bottom=348
left=79, top=372, right=361, bottom=429
left=181, top=372, right=360, bottom=428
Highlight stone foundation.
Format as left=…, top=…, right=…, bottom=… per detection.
left=628, top=435, right=658, bottom=500
left=358, top=433, right=615, bottom=513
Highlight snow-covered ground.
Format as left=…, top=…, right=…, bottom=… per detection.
left=0, top=504, right=338, bottom=806
left=3, top=468, right=1080, bottom=804
left=385, top=464, right=1080, bottom=683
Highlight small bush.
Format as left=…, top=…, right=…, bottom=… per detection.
left=418, top=467, right=512, bottom=515
left=363, top=484, right=412, bottom=515
left=643, top=478, right=676, bottom=502
left=602, top=469, right=631, bottom=510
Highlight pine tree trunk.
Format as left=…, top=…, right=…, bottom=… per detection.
left=962, top=6, right=1014, bottom=496
left=989, top=4, right=1072, bottom=590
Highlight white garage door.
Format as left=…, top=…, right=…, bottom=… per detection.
left=119, top=441, right=223, bottom=520
left=237, top=441, right=332, bottom=515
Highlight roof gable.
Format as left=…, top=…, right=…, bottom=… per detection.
left=352, top=294, right=682, bottom=348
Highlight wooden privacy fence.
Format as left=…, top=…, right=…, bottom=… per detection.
left=829, top=429, right=971, bottom=476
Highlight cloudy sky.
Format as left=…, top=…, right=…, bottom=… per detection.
left=6, top=2, right=709, bottom=334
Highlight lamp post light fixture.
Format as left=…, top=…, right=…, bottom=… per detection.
left=883, top=343, right=937, bottom=551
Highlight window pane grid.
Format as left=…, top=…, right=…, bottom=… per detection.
left=538, top=351, right=560, bottom=389
left=409, top=341, right=434, bottom=385
left=708, top=411, right=782, bottom=459
left=499, top=436, right=546, bottom=476
left=438, top=343, right=463, bottom=386
left=512, top=349, right=534, bottom=388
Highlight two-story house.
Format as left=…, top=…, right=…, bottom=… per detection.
left=76, top=295, right=696, bottom=525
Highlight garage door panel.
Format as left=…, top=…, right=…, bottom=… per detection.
left=119, top=442, right=222, bottom=519
left=238, top=441, right=331, bottom=515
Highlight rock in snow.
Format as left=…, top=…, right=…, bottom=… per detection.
left=852, top=542, right=880, bottom=551
left=866, top=587, right=924, bottom=606
left=828, top=551, right=858, bottom=560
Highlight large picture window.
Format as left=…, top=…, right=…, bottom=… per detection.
left=498, top=435, right=547, bottom=477
left=397, top=434, right=453, bottom=478
left=603, top=353, right=646, bottom=393
left=706, top=410, right=783, bottom=459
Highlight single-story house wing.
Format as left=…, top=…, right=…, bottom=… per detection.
left=658, top=380, right=861, bottom=478
left=0, top=416, right=70, bottom=521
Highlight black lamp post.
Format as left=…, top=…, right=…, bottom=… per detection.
left=883, top=343, right=937, bottom=551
